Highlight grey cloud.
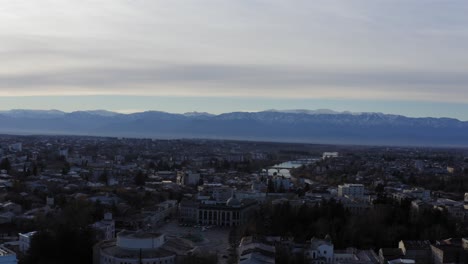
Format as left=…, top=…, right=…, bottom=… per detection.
left=0, top=64, right=467, bottom=90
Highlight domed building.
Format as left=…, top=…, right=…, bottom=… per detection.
left=94, top=230, right=194, bottom=264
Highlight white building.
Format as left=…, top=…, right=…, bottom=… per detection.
left=94, top=230, right=193, bottom=264
left=0, top=246, right=17, bottom=264
left=338, top=184, right=365, bottom=198
left=19, top=231, right=36, bottom=253
left=323, top=152, right=339, bottom=159
left=307, top=235, right=334, bottom=264
left=92, top=213, right=115, bottom=241
left=179, top=195, right=258, bottom=226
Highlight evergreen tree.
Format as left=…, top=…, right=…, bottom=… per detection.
left=267, top=179, right=275, bottom=193
left=134, top=170, right=146, bottom=186
left=0, top=158, right=11, bottom=172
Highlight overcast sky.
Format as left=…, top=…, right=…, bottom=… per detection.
left=1, top=0, right=468, bottom=119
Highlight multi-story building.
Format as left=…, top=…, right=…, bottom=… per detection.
left=338, top=184, right=365, bottom=198
left=178, top=200, right=199, bottom=223
left=337, top=196, right=373, bottom=215
left=198, top=184, right=233, bottom=202
left=179, top=194, right=257, bottom=226
left=142, top=200, right=177, bottom=227
left=19, top=231, right=37, bottom=253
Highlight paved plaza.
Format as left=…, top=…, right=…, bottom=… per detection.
left=156, top=221, right=233, bottom=263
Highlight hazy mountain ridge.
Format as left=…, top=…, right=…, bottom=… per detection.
left=0, top=109, right=467, bottom=146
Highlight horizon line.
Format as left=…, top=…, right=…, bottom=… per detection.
left=0, top=108, right=466, bottom=122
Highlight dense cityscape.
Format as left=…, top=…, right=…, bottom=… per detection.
left=0, top=135, right=465, bottom=263
left=2, top=1, right=468, bottom=263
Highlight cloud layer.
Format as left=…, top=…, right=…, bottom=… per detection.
left=1, top=0, right=468, bottom=102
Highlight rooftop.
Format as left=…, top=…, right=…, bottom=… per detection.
left=400, top=240, right=431, bottom=250
left=98, top=236, right=193, bottom=259
left=118, top=230, right=162, bottom=239
left=0, top=246, right=16, bottom=257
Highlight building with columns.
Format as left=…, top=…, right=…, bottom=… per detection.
left=179, top=194, right=258, bottom=226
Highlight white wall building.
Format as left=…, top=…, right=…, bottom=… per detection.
left=92, top=213, right=115, bottom=241
left=19, top=231, right=36, bottom=253
left=307, top=235, right=334, bottom=264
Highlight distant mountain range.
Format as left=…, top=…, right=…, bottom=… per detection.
left=0, top=109, right=467, bottom=147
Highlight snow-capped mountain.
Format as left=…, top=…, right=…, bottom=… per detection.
left=265, top=109, right=358, bottom=115
left=183, top=111, right=215, bottom=117
left=0, top=109, right=467, bottom=146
